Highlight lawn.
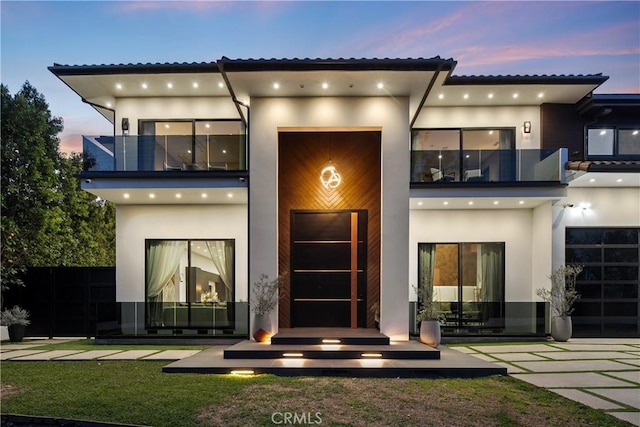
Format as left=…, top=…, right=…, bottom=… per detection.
left=0, top=360, right=631, bottom=427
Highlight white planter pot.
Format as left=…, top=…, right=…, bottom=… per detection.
left=419, top=320, right=441, bottom=348
left=252, top=314, right=271, bottom=342
left=551, top=316, right=572, bottom=342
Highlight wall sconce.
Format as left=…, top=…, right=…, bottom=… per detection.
left=122, top=118, right=130, bottom=136
left=523, top=121, right=531, bottom=134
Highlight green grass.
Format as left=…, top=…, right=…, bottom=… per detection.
left=1, top=361, right=632, bottom=427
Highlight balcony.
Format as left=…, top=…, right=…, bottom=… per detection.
left=83, top=134, right=247, bottom=173
left=411, top=148, right=567, bottom=185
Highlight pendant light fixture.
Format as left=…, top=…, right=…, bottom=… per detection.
left=320, top=141, right=341, bottom=189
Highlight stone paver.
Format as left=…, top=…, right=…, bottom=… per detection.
left=550, top=389, right=623, bottom=410
left=604, top=371, right=640, bottom=385
left=514, top=359, right=634, bottom=373
left=493, top=362, right=526, bottom=374
left=0, top=349, right=47, bottom=360
left=537, top=351, right=639, bottom=360
left=469, top=353, right=498, bottom=362
left=12, top=350, right=83, bottom=361
left=609, top=412, right=640, bottom=426
left=511, top=372, right=630, bottom=388
left=141, top=350, right=201, bottom=360
left=493, top=352, right=548, bottom=362
left=471, top=344, right=561, bottom=353
left=619, top=359, right=640, bottom=367
left=449, top=346, right=477, bottom=354
left=588, top=388, right=640, bottom=409
left=0, top=343, right=47, bottom=350
left=99, top=350, right=160, bottom=360
left=55, top=350, right=123, bottom=360
left=551, top=344, right=639, bottom=352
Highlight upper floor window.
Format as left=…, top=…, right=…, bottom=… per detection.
left=587, top=127, right=639, bottom=159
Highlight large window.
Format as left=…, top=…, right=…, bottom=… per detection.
left=566, top=228, right=639, bottom=336
left=138, top=119, right=246, bottom=171
left=145, top=239, right=235, bottom=330
left=411, top=128, right=516, bottom=183
left=587, top=127, right=640, bottom=159
left=418, top=242, right=505, bottom=331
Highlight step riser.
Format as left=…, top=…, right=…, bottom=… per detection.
left=224, top=350, right=439, bottom=360
left=270, top=337, right=390, bottom=346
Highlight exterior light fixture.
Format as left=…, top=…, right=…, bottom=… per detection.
left=361, top=353, right=382, bottom=358
left=322, top=339, right=340, bottom=344
left=283, top=353, right=303, bottom=358
left=320, top=143, right=341, bottom=189
left=523, top=121, right=532, bottom=134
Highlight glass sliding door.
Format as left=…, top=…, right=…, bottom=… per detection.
left=145, top=239, right=235, bottom=331
left=419, top=242, right=505, bottom=331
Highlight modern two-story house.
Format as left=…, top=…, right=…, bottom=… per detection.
left=49, top=57, right=640, bottom=341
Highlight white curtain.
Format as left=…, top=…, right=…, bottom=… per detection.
left=147, top=241, right=186, bottom=299
left=480, top=243, right=505, bottom=324
left=205, top=240, right=233, bottom=300
left=419, top=244, right=436, bottom=304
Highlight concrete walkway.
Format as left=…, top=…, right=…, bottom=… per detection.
left=451, top=338, right=640, bottom=426
left=0, top=339, right=201, bottom=361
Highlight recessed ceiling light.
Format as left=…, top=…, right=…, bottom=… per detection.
left=489, top=130, right=494, bottom=135
left=512, top=93, right=519, bottom=99
left=273, top=82, right=280, bottom=89
left=538, top=92, right=544, bottom=98
left=227, top=193, right=233, bottom=198
left=205, top=123, right=210, bottom=128
left=115, top=83, right=122, bottom=90
left=438, top=154, right=442, bottom=159
left=165, top=124, right=170, bottom=129
left=519, top=200, right=525, bottom=205
left=222, top=149, right=227, bottom=154
left=589, top=178, right=596, bottom=183
left=377, top=82, right=384, bottom=89
left=167, top=82, right=173, bottom=89
left=192, top=82, right=199, bottom=89
left=443, top=201, right=449, bottom=205
left=123, top=193, right=130, bottom=199
left=493, top=201, right=499, bottom=205
left=468, top=201, right=474, bottom=205
left=617, top=178, right=623, bottom=183
left=488, top=93, right=494, bottom=99
left=175, top=193, right=182, bottom=199
left=149, top=193, right=155, bottom=199
left=201, top=193, right=207, bottom=198
left=141, top=83, right=148, bottom=89
left=465, top=154, right=470, bottom=158
left=218, top=82, right=224, bottom=88
left=322, top=82, right=328, bottom=89
left=463, top=93, right=469, bottom=99
left=438, top=93, right=444, bottom=99
left=105, top=102, right=112, bottom=108
left=418, top=201, right=423, bottom=206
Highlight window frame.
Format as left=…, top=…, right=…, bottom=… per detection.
left=586, top=126, right=640, bottom=160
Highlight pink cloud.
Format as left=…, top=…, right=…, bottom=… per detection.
left=116, top=0, right=235, bottom=13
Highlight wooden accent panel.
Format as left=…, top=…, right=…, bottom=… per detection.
left=350, top=212, right=358, bottom=328
left=278, top=131, right=381, bottom=328
left=541, top=104, right=587, bottom=161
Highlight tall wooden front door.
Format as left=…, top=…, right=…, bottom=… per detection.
left=290, top=210, right=367, bottom=327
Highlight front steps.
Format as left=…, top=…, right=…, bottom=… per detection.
left=163, top=328, right=507, bottom=377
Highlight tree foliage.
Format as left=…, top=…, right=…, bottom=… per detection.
left=1, top=82, right=115, bottom=290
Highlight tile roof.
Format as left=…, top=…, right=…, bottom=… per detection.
left=567, top=160, right=640, bottom=172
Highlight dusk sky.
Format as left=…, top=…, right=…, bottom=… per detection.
left=2, top=1, right=639, bottom=154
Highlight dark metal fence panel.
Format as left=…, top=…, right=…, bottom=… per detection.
left=2, top=267, right=116, bottom=338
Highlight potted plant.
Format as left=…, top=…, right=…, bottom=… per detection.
left=250, top=273, right=285, bottom=342
left=1, top=306, right=31, bottom=342
left=536, top=265, right=582, bottom=342
left=413, top=285, right=444, bottom=348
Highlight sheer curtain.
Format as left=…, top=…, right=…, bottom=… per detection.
left=146, top=241, right=186, bottom=326
left=418, top=244, right=436, bottom=306
left=205, top=240, right=233, bottom=300
left=480, top=243, right=505, bottom=324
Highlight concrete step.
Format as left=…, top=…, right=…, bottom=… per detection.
left=223, top=340, right=439, bottom=360
left=270, top=327, right=390, bottom=346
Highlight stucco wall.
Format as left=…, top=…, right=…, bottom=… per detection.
left=415, top=106, right=541, bottom=149
left=115, top=97, right=238, bottom=135
left=249, top=96, right=410, bottom=340
left=115, top=204, right=248, bottom=302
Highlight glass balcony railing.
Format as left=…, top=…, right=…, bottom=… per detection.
left=83, top=134, right=247, bottom=172
left=411, top=148, right=567, bottom=184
